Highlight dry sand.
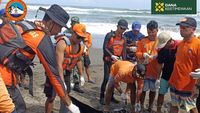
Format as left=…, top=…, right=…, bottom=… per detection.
left=21, top=48, right=187, bottom=113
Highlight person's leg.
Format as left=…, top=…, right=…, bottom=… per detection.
left=83, top=55, right=94, bottom=83
left=45, top=97, right=55, bottom=113
left=148, top=91, right=156, bottom=111
left=104, top=77, right=115, bottom=111
left=100, top=61, right=111, bottom=104
left=7, top=87, right=26, bottom=113
left=136, top=78, right=144, bottom=103
left=157, top=78, right=169, bottom=113
left=157, top=94, right=164, bottom=113
left=72, top=65, right=84, bottom=93
left=148, top=79, right=157, bottom=111
left=129, top=83, right=136, bottom=113
left=196, top=89, right=200, bottom=113
left=44, top=76, right=56, bottom=113
left=140, top=79, right=149, bottom=110
left=169, top=88, right=179, bottom=113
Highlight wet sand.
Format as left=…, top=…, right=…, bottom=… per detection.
left=21, top=47, right=187, bottom=113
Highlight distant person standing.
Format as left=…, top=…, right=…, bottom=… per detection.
left=169, top=17, right=200, bottom=113
left=124, top=21, right=145, bottom=62
left=155, top=32, right=180, bottom=113
left=100, top=19, right=128, bottom=105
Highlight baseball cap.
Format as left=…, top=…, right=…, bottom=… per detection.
left=135, top=64, right=146, bottom=77
left=39, top=4, right=69, bottom=28
left=176, top=17, right=197, bottom=28
left=118, top=19, right=128, bottom=29
left=147, top=20, right=158, bottom=30
left=132, top=21, right=141, bottom=31
left=157, top=32, right=172, bottom=49
left=71, top=16, right=80, bottom=24
left=0, top=9, right=5, bottom=17
left=72, top=23, right=87, bottom=38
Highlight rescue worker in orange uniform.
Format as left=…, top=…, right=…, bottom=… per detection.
left=1, top=4, right=80, bottom=113
left=169, top=17, right=200, bottom=113
left=136, top=20, right=159, bottom=112
left=104, top=60, right=146, bottom=113
left=56, top=23, right=88, bottom=113
left=100, top=19, right=128, bottom=105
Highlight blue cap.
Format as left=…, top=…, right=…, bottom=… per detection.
left=132, top=21, right=141, bottom=31
left=0, top=9, right=5, bottom=17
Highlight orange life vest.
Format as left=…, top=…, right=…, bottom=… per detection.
left=107, top=36, right=125, bottom=56
left=56, top=36, right=84, bottom=72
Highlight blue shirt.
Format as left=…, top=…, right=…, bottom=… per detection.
left=124, top=31, right=145, bottom=45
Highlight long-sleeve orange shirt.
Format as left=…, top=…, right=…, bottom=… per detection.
left=136, top=38, right=159, bottom=79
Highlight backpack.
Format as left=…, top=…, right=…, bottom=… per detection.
left=0, top=17, right=35, bottom=74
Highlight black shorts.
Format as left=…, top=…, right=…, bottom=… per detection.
left=83, top=55, right=91, bottom=67
left=43, top=70, right=71, bottom=98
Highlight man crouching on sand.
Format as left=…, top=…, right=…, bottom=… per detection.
left=104, top=60, right=146, bottom=113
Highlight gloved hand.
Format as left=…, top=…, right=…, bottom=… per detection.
left=155, top=79, right=160, bottom=89
left=120, top=93, right=127, bottom=104
left=67, top=102, right=80, bottom=113
left=80, top=76, right=85, bottom=86
left=190, top=68, right=200, bottom=79
left=63, top=82, right=67, bottom=90
left=143, top=53, right=150, bottom=59
left=111, top=55, right=119, bottom=61
left=129, top=46, right=137, bottom=52
left=83, top=45, right=88, bottom=53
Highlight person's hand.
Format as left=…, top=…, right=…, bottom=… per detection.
left=80, top=76, right=85, bottom=86
left=191, top=85, right=199, bottom=99
left=143, top=53, right=150, bottom=59
left=63, top=82, right=67, bottom=90
left=120, top=93, right=127, bottom=104
left=155, top=79, right=160, bottom=89
left=67, top=102, right=80, bottom=113
left=83, top=45, right=88, bottom=53
left=129, top=46, right=137, bottom=52
left=111, top=55, right=119, bottom=61
left=190, top=68, right=200, bottom=79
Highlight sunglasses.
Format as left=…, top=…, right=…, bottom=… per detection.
left=120, top=26, right=126, bottom=30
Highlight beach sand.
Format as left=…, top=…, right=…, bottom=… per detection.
left=21, top=47, right=187, bottom=113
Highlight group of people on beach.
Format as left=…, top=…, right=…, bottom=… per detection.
left=0, top=4, right=95, bottom=113
left=0, top=3, right=200, bottom=113
left=100, top=17, right=200, bottom=113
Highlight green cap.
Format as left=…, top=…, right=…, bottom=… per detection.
left=71, top=16, right=80, bottom=25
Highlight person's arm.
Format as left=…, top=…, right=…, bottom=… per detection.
left=0, top=74, right=15, bottom=113
left=156, top=63, right=163, bottom=80
left=114, top=82, right=122, bottom=94
left=56, top=39, right=66, bottom=81
left=84, top=33, right=92, bottom=48
left=122, top=37, right=127, bottom=60
left=135, top=40, right=144, bottom=59
left=77, top=59, right=85, bottom=86
left=103, top=33, right=112, bottom=56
